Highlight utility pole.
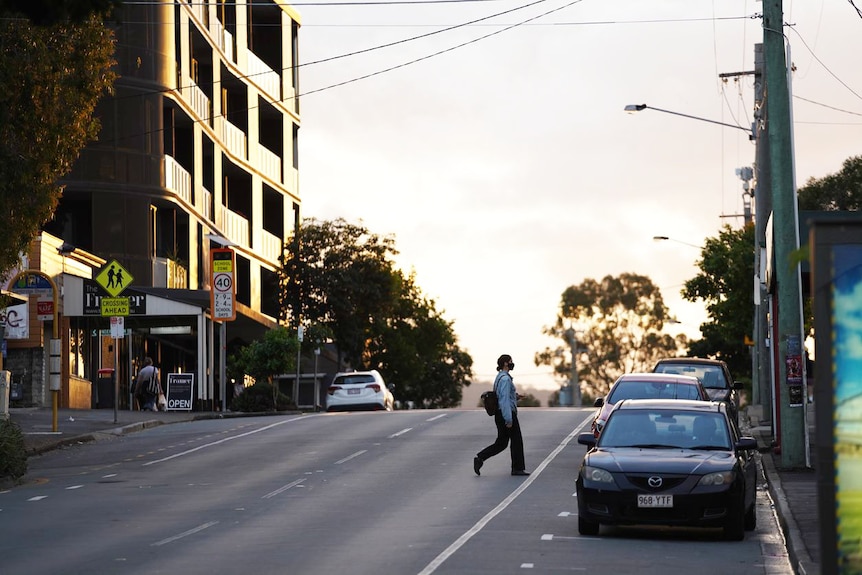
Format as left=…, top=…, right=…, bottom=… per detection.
left=763, top=0, right=807, bottom=468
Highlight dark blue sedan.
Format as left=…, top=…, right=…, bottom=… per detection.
left=576, top=399, right=759, bottom=541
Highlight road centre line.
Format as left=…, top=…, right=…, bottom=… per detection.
left=335, top=450, right=367, bottom=465
left=263, top=478, right=306, bottom=499
left=152, top=521, right=219, bottom=546
left=416, top=413, right=593, bottom=575
left=389, top=428, right=413, bottom=438
left=143, top=414, right=316, bottom=466
left=426, top=414, right=447, bottom=422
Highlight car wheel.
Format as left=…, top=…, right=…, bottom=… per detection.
left=723, top=500, right=746, bottom=541
left=578, top=515, right=600, bottom=536
left=744, top=501, right=757, bottom=531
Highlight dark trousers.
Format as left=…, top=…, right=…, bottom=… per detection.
left=477, top=410, right=525, bottom=472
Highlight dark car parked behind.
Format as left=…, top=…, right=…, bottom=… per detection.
left=652, top=357, right=743, bottom=423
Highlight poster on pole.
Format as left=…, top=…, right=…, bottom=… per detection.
left=166, top=373, right=194, bottom=411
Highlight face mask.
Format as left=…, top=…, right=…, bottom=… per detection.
left=507, top=362, right=515, bottom=370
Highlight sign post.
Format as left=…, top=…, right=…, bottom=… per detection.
left=8, top=270, right=60, bottom=430
left=95, top=260, right=133, bottom=423
left=211, top=248, right=235, bottom=412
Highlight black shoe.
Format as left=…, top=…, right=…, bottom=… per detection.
left=511, top=470, right=530, bottom=476
left=473, top=456, right=483, bottom=476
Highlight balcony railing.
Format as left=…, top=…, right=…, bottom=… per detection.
left=164, top=155, right=192, bottom=204
left=219, top=207, right=249, bottom=247
left=216, top=116, right=247, bottom=160
left=258, top=145, right=282, bottom=184
left=260, top=229, right=283, bottom=263
left=197, top=185, right=213, bottom=222
left=184, top=80, right=211, bottom=123
left=247, top=51, right=280, bottom=100
left=153, top=257, right=189, bottom=289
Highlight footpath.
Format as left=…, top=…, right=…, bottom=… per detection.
left=5, top=404, right=820, bottom=574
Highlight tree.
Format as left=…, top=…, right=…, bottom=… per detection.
left=366, top=271, right=473, bottom=408
left=228, top=327, right=299, bottom=409
left=280, top=218, right=398, bottom=368
left=0, top=14, right=115, bottom=276
left=797, top=155, right=862, bottom=211
left=535, top=273, right=684, bottom=400
left=681, top=223, right=755, bottom=381
left=280, top=218, right=473, bottom=408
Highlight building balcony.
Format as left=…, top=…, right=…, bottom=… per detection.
left=260, top=228, right=283, bottom=264
left=258, top=145, right=282, bottom=184
left=164, top=155, right=192, bottom=205
left=218, top=207, right=249, bottom=247
left=216, top=116, right=247, bottom=160
left=183, top=80, right=211, bottom=123
left=247, top=50, right=280, bottom=101
left=153, top=256, right=189, bottom=289
left=196, top=185, right=213, bottom=222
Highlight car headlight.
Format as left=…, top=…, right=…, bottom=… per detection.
left=698, top=471, right=735, bottom=486
left=582, top=466, right=614, bottom=484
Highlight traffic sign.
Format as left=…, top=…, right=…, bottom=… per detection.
left=10, top=272, right=53, bottom=296
left=101, top=297, right=130, bottom=316
left=210, top=248, right=235, bottom=321
left=95, top=260, right=134, bottom=297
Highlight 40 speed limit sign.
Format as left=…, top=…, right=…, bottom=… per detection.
left=210, top=248, right=236, bottom=321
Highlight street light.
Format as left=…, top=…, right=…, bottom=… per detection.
left=624, top=104, right=755, bottom=140
left=652, top=236, right=703, bottom=249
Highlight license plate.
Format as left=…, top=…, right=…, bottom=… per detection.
left=637, top=494, right=673, bottom=508
left=348, top=388, right=361, bottom=395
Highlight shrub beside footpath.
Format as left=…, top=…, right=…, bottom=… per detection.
left=0, top=418, right=28, bottom=483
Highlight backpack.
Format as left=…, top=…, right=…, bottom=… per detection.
left=481, top=390, right=498, bottom=416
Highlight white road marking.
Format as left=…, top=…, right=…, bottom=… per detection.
left=28, top=496, right=48, bottom=501
left=143, top=414, right=316, bottom=466
left=66, top=485, right=84, bottom=490
left=541, top=534, right=554, bottom=540
left=263, top=478, right=306, bottom=499
left=335, top=450, right=367, bottom=465
left=558, top=511, right=573, bottom=517
left=417, top=414, right=593, bottom=575
left=427, top=414, right=447, bottom=422
left=521, top=564, right=534, bottom=569
left=389, top=428, right=413, bottom=438
left=152, top=521, right=219, bottom=546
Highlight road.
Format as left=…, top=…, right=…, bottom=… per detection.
left=1, top=409, right=792, bottom=575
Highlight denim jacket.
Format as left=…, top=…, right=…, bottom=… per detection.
left=493, top=371, right=518, bottom=425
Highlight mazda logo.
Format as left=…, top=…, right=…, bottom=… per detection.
left=648, top=476, right=663, bottom=488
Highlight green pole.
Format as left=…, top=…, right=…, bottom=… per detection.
left=763, top=0, right=806, bottom=468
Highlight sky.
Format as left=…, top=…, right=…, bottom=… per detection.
left=292, top=0, right=862, bottom=392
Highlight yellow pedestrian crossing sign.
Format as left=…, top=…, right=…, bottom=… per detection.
left=95, top=260, right=134, bottom=297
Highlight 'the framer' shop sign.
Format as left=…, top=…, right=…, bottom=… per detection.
left=83, top=279, right=147, bottom=316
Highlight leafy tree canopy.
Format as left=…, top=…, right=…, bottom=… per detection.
left=536, top=273, right=685, bottom=401
left=0, top=0, right=120, bottom=25
left=280, top=218, right=473, bottom=408
left=681, top=223, right=754, bottom=380
left=0, top=16, right=115, bottom=275
left=797, top=155, right=862, bottom=211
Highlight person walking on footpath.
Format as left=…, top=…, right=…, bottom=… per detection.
left=474, top=354, right=530, bottom=477
left=134, top=357, right=161, bottom=412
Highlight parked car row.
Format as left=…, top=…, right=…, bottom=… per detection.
left=577, top=358, right=758, bottom=541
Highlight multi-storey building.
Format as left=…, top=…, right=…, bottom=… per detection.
left=26, top=0, right=302, bottom=409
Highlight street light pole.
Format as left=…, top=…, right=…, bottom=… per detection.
left=652, top=236, right=703, bottom=250
left=625, top=104, right=755, bottom=140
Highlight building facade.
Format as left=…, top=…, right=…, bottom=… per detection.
left=21, top=0, right=302, bottom=409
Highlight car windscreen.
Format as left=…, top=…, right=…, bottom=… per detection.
left=333, top=375, right=376, bottom=385
left=598, top=410, right=731, bottom=450
left=654, top=364, right=728, bottom=390
left=607, top=380, right=704, bottom=403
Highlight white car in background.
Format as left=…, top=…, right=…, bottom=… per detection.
left=325, top=370, right=395, bottom=412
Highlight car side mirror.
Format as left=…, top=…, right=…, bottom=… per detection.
left=732, top=381, right=744, bottom=390
left=578, top=433, right=597, bottom=448
left=594, top=397, right=604, bottom=408
left=735, top=437, right=758, bottom=451
left=388, top=383, right=396, bottom=390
